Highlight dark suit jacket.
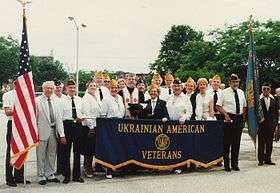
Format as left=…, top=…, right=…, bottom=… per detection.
left=260, top=96, right=278, bottom=131
left=190, top=92, right=198, bottom=120
left=140, top=98, right=169, bottom=120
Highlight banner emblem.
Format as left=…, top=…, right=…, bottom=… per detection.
left=155, top=134, right=170, bottom=150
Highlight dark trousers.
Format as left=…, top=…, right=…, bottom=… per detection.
left=6, top=120, right=24, bottom=183
left=61, top=121, right=82, bottom=179
left=223, top=114, right=243, bottom=168
left=56, top=142, right=63, bottom=173
left=258, top=123, right=274, bottom=163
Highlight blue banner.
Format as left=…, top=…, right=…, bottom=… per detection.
left=95, top=118, right=224, bottom=171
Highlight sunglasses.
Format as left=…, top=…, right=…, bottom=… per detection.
left=104, top=80, right=110, bottom=83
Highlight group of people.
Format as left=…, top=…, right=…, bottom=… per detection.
left=2, top=71, right=280, bottom=187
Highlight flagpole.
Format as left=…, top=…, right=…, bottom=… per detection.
left=248, top=14, right=259, bottom=165
left=16, top=0, right=32, bottom=187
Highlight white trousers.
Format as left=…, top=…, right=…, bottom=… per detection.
left=36, top=129, right=57, bottom=181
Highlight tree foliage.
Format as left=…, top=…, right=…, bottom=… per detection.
left=149, top=21, right=280, bottom=90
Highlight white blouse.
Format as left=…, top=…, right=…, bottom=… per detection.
left=101, top=94, right=125, bottom=118
left=166, top=93, right=192, bottom=121
left=195, top=93, right=215, bottom=120
left=81, top=93, right=103, bottom=129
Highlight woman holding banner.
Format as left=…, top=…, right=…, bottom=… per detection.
left=195, top=78, right=215, bottom=120
left=81, top=80, right=103, bottom=178
left=101, top=79, right=125, bottom=179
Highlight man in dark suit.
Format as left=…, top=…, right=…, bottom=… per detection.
left=258, top=83, right=278, bottom=166
left=141, top=84, right=169, bottom=120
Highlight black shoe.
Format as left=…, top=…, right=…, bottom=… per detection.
left=224, top=167, right=231, bottom=172
left=258, top=162, right=264, bottom=166
left=47, top=178, right=60, bottom=183
left=265, top=161, right=276, bottom=165
left=63, top=177, right=70, bottom=184
left=232, top=166, right=240, bottom=171
left=6, top=181, right=17, bottom=187
left=73, top=177, right=84, bottom=183
left=15, top=180, right=31, bottom=184
left=38, top=180, right=47, bottom=185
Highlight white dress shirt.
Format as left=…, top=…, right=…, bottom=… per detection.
left=216, top=87, right=247, bottom=114
left=81, top=93, right=102, bottom=129
left=2, top=90, right=16, bottom=120
left=101, top=94, right=125, bottom=118
left=166, top=92, right=192, bottom=121
left=61, top=95, right=84, bottom=120
left=160, top=86, right=172, bottom=101
left=151, top=98, right=158, bottom=115
left=260, top=93, right=274, bottom=111
left=95, top=85, right=110, bottom=101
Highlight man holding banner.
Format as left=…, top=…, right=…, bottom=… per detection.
left=216, top=74, right=247, bottom=172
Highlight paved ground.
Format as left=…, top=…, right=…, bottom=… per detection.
left=0, top=112, right=280, bottom=193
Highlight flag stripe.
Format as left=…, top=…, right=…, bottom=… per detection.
left=13, top=152, right=28, bottom=170
left=11, top=121, right=25, bottom=153
left=15, top=77, right=37, bottom=143
left=23, top=73, right=36, bottom=113
left=13, top=109, right=29, bottom=148
left=11, top=137, right=20, bottom=154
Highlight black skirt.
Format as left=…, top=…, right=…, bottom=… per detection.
left=81, top=126, right=96, bottom=156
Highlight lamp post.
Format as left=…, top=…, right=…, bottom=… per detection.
left=68, top=16, right=87, bottom=95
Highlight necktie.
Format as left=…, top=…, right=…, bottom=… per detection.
left=265, top=97, right=270, bottom=111
left=151, top=101, right=156, bottom=115
left=47, top=98, right=55, bottom=124
left=168, top=88, right=171, bottom=95
left=213, top=90, right=218, bottom=112
left=99, top=88, right=103, bottom=101
left=234, top=90, right=240, bottom=114
left=71, top=96, right=77, bottom=119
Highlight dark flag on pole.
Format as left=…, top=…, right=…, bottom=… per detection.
left=245, top=15, right=264, bottom=139
left=10, top=9, right=38, bottom=169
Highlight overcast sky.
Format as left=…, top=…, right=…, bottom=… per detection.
left=1, top=0, right=279, bottom=73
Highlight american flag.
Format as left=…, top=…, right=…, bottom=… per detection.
left=10, top=11, right=38, bottom=169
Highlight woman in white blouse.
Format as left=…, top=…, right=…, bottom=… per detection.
left=101, top=80, right=125, bottom=179
left=195, top=78, right=215, bottom=120
left=102, top=80, right=125, bottom=119
left=81, top=80, right=103, bottom=178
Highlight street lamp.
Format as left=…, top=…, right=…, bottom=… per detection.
left=68, top=16, right=87, bottom=95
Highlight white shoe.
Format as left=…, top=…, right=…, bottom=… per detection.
left=106, top=174, right=113, bottom=179
left=174, top=169, right=182, bottom=174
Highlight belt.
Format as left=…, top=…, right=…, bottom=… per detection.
left=227, top=113, right=243, bottom=117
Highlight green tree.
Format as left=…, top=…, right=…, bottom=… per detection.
left=31, top=57, right=68, bottom=91
left=0, top=36, right=19, bottom=85
left=149, top=25, right=203, bottom=75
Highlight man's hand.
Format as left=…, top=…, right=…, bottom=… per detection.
left=224, top=113, right=232, bottom=123
left=179, top=117, right=185, bottom=125
left=60, top=137, right=66, bottom=145
left=75, top=118, right=85, bottom=123
left=88, top=128, right=95, bottom=138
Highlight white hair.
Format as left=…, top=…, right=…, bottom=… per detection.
left=42, top=81, right=55, bottom=88
left=276, top=87, right=280, bottom=93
